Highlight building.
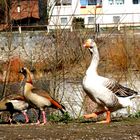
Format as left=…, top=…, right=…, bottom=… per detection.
left=48, top=0, right=80, bottom=30
left=79, top=0, right=102, bottom=28
left=0, top=0, right=48, bottom=31
left=101, top=0, right=140, bottom=27
left=48, top=0, right=140, bottom=30
left=10, top=0, right=40, bottom=26
left=48, top=0, right=102, bottom=30
left=1, top=0, right=140, bottom=31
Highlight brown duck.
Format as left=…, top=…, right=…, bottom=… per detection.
left=19, top=67, right=66, bottom=124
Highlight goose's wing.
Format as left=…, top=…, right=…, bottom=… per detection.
left=103, top=78, right=138, bottom=97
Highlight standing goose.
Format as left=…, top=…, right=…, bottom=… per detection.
left=19, top=67, right=66, bottom=124
left=0, top=94, right=29, bottom=124
left=83, top=38, right=138, bottom=123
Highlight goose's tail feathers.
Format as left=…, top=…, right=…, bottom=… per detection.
left=129, top=93, right=140, bottom=100
left=118, top=93, right=140, bottom=108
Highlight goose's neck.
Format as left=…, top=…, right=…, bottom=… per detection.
left=86, top=47, right=99, bottom=76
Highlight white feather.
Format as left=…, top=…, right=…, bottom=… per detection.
left=10, top=100, right=29, bottom=110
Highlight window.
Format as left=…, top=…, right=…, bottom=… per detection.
left=97, top=0, right=102, bottom=5
left=113, top=16, right=120, bottom=23
left=108, top=0, right=114, bottom=5
left=56, top=0, right=61, bottom=6
left=133, top=0, right=140, bottom=4
left=115, top=0, right=124, bottom=4
left=80, top=0, right=87, bottom=6
left=80, top=0, right=102, bottom=6
left=62, top=0, right=72, bottom=5
left=88, top=17, right=94, bottom=24
left=88, top=0, right=97, bottom=5
left=61, top=17, right=68, bottom=25
left=56, top=0, right=72, bottom=6
left=108, top=0, right=124, bottom=5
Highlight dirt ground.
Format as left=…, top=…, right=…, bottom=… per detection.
left=0, top=118, right=139, bottom=140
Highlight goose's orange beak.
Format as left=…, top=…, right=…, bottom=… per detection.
left=83, top=39, right=92, bottom=48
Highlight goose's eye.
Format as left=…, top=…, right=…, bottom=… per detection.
left=89, top=46, right=93, bottom=49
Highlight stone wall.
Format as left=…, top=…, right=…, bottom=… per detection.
left=0, top=31, right=53, bottom=62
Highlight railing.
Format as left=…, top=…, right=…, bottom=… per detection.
left=1, top=22, right=140, bottom=32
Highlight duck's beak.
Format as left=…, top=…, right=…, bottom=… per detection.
left=18, top=68, right=24, bottom=74
left=18, top=70, right=22, bottom=73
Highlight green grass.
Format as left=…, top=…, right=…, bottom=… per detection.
left=129, top=111, right=140, bottom=118
left=48, top=112, right=72, bottom=123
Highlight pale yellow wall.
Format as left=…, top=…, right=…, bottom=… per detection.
left=80, top=6, right=102, bottom=15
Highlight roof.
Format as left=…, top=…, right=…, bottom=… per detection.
left=10, top=0, right=39, bottom=20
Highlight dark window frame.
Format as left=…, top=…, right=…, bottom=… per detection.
left=55, top=0, right=72, bottom=6
left=133, top=0, right=139, bottom=4
left=88, top=0, right=97, bottom=5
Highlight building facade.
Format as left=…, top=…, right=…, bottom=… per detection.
left=48, top=0, right=140, bottom=30
left=101, top=0, right=140, bottom=27
left=48, top=0, right=80, bottom=30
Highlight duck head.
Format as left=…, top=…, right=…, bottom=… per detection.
left=19, top=67, right=33, bottom=84
left=19, top=67, right=28, bottom=77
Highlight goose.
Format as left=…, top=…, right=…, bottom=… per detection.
left=0, top=94, right=29, bottom=124
left=19, top=67, right=66, bottom=125
left=82, top=38, right=138, bottom=123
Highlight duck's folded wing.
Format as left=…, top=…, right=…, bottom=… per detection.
left=103, top=79, right=138, bottom=97
left=3, top=95, right=25, bottom=101
left=31, top=88, right=64, bottom=109
left=31, top=88, right=52, bottom=99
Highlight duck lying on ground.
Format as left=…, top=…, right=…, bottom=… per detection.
left=0, top=94, right=30, bottom=124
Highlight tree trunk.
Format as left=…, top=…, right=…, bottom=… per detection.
left=4, top=0, right=8, bottom=23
